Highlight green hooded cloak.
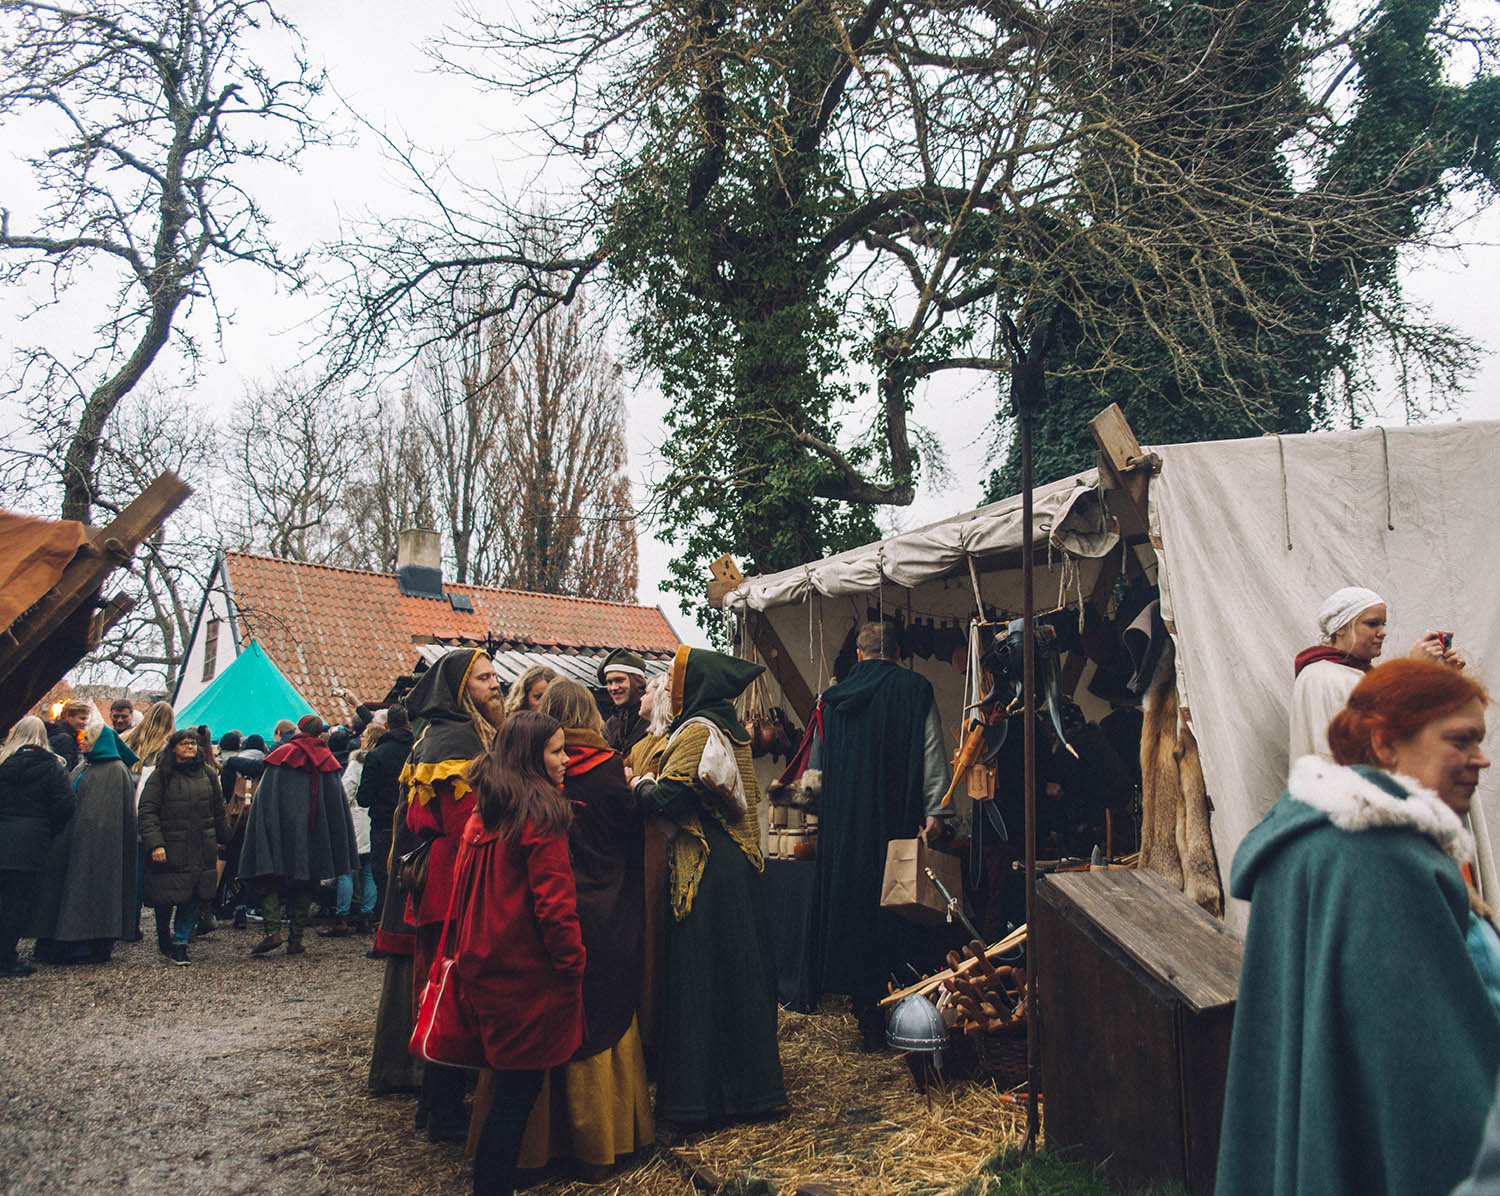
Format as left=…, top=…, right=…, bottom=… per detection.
left=1216, top=759, right=1500, bottom=1196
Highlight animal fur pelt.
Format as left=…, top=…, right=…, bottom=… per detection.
left=1139, top=640, right=1222, bottom=916
left=767, top=768, right=820, bottom=812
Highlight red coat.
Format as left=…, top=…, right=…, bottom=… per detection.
left=451, top=812, right=586, bottom=1070
left=406, top=780, right=475, bottom=928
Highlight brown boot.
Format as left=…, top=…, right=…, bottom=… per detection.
left=250, top=932, right=283, bottom=956
left=286, top=940, right=306, bottom=956
left=317, top=918, right=349, bottom=938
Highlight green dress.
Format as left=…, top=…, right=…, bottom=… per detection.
left=1217, top=762, right=1500, bottom=1196
left=643, top=647, right=787, bottom=1123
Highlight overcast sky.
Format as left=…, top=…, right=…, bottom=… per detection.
left=3, top=0, right=1498, bottom=646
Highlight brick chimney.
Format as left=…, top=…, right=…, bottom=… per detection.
left=395, top=527, right=445, bottom=600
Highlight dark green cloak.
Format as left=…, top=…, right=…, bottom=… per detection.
left=1216, top=766, right=1500, bottom=1196
left=648, top=646, right=785, bottom=1122
left=814, top=658, right=942, bottom=1003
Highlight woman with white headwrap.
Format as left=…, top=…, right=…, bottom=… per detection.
left=1289, top=586, right=1453, bottom=761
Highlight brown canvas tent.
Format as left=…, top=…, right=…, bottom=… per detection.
left=0, top=473, right=191, bottom=732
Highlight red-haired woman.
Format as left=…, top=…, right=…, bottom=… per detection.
left=1218, top=659, right=1498, bottom=1196
left=451, top=711, right=585, bottom=1196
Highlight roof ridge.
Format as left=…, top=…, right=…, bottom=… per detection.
left=223, top=550, right=389, bottom=581
left=225, top=549, right=666, bottom=614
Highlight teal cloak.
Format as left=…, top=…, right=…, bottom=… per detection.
left=1216, top=763, right=1500, bottom=1196
left=814, top=658, right=942, bottom=1003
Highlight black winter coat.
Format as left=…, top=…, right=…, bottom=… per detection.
left=0, top=746, right=76, bottom=871
left=355, top=728, right=413, bottom=823
left=138, top=763, right=229, bottom=906
left=47, top=723, right=80, bottom=771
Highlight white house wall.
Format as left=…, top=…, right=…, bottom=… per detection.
left=174, top=580, right=238, bottom=710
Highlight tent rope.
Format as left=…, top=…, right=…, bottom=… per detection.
left=1379, top=426, right=1395, bottom=530
left=1277, top=435, right=1293, bottom=551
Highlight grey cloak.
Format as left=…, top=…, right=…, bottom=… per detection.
left=238, top=760, right=357, bottom=884
left=29, top=734, right=138, bottom=944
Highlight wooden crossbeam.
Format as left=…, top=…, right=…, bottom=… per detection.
left=0, top=471, right=191, bottom=697
left=1090, top=403, right=1157, bottom=538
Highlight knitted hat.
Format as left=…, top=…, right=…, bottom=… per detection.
left=297, top=714, right=326, bottom=736
left=597, top=647, right=647, bottom=684
left=1317, top=587, right=1385, bottom=640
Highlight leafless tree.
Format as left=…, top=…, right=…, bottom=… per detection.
left=224, top=373, right=361, bottom=563
left=0, top=0, right=325, bottom=522
left=336, top=387, right=439, bottom=573
left=487, top=300, right=638, bottom=601
left=78, top=385, right=220, bottom=691
left=392, top=269, right=638, bottom=598
left=414, top=314, right=509, bottom=586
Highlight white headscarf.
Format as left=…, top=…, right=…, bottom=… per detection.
left=1317, top=586, right=1385, bottom=641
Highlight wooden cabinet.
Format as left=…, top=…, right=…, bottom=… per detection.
left=1035, top=869, right=1242, bottom=1194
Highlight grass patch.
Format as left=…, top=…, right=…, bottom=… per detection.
left=949, top=1147, right=1193, bottom=1196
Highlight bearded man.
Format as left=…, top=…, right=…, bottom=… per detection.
left=599, top=647, right=649, bottom=754
left=402, top=649, right=503, bottom=1142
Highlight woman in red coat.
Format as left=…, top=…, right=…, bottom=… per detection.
left=452, top=711, right=585, bottom=1196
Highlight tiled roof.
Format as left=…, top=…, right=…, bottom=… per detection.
left=223, top=552, right=681, bottom=722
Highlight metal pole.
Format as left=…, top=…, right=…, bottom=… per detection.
left=1020, top=394, right=1041, bottom=1152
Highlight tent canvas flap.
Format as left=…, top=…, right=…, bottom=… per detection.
left=1148, top=420, right=1500, bottom=928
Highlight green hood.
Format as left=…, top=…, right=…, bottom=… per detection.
left=85, top=726, right=139, bottom=768
left=821, top=657, right=903, bottom=715
left=668, top=646, right=765, bottom=740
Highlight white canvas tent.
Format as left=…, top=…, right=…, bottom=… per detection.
left=1149, top=419, right=1500, bottom=926
left=724, top=417, right=1500, bottom=930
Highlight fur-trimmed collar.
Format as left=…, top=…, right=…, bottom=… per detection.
left=1287, top=755, right=1473, bottom=865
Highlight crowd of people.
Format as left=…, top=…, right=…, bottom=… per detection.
left=4, top=588, right=1499, bottom=1196
left=0, top=696, right=400, bottom=973
left=356, top=645, right=784, bottom=1196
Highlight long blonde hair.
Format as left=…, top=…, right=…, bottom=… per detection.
left=1, top=716, right=56, bottom=764
left=505, top=665, right=559, bottom=717
left=124, top=701, right=175, bottom=771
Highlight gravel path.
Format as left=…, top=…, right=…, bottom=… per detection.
left=0, top=924, right=454, bottom=1196
left=0, top=922, right=1017, bottom=1196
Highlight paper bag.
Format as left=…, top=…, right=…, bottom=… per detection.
left=880, top=838, right=963, bottom=926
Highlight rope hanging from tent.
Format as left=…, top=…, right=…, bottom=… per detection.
left=1379, top=426, right=1395, bottom=530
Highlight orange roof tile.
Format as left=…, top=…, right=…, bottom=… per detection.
left=223, top=552, right=680, bottom=722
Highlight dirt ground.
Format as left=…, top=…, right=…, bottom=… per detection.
left=0, top=923, right=1025, bottom=1196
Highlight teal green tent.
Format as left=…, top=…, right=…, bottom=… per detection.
left=174, top=638, right=315, bottom=743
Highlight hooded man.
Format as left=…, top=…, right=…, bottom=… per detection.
left=391, top=649, right=502, bottom=1137
left=812, top=621, right=951, bottom=1048
left=599, top=647, right=650, bottom=754
left=237, top=715, right=358, bottom=956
